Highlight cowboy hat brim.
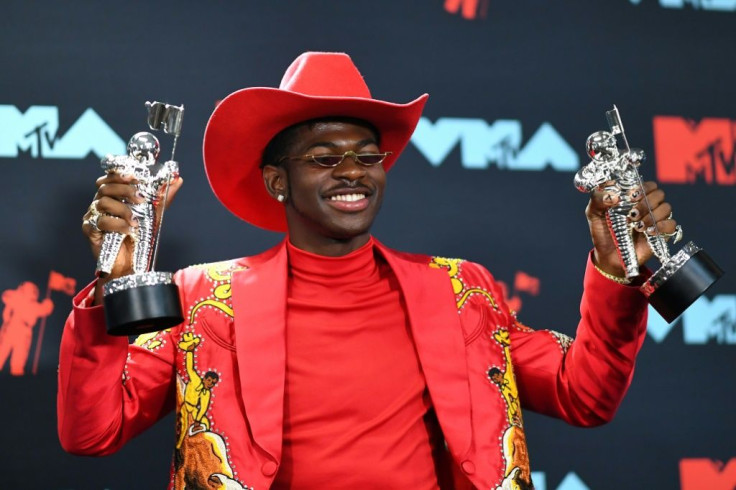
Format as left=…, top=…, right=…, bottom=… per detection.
left=203, top=87, right=428, bottom=232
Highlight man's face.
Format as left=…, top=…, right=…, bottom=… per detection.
left=272, top=120, right=386, bottom=254
left=203, top=376, right=217, bottom=389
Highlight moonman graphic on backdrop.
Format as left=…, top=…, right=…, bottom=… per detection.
left=0, top=282, right=53, bottom=375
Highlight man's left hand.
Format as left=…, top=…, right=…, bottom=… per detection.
left=586, top=180, right=679, bottom=277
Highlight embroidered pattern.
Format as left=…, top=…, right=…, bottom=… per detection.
left=429, top=256, right=533, bottom=489
left=490, top=328, right=532, bottom=490
left=429, top=256, right=498, bottom=310
left=548, top=329, right=574, bottom=354
left=173, top=332, right=250, bottom=489
left=133, top=329, right=171, bottom=351
left=188, top=261, right=246, bottom=325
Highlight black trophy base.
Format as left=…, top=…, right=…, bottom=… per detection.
left=645, top=248, right=724, bottom=323
left=104, top=281, right=184, bottom=336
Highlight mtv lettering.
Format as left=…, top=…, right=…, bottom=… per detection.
left=410, top=117, right=579, bottom=171
left=647, top=295, right=736, bottom=344
left=630, top=0, right=736, bottom=10
left=0, top=105, right=125, bottom=159
left=680, top=458, right=736, bottom=490
left=653, top=116, right=736, bottom=185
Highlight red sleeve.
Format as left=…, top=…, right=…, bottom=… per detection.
left=508, top=253, right=649, bottom=426
left=57, top=280, right=179, bottom=455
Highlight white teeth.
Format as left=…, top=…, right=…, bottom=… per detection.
left=329, top=193, right=365, bottom=202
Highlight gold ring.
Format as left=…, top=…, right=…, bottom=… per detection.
left=86, top=202, right=102, bottom=232
left=661, top=225, right=683, bottom=243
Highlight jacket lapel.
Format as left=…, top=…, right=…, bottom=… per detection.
left=377, top=242, right=473, bottom=459
left=231, top=241, right=289, bottom=462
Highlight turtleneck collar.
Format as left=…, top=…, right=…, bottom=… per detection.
left=287, top=236, right=376, bottom=275
left=286, top=236, right=383, bottom=295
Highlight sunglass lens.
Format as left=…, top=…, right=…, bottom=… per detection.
left=313, top=155, right=343, bottom=166
left=357, top=154, right=385, bottom=165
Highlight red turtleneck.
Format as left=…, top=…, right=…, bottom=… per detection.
left=272, top=238, right=440, bottom=489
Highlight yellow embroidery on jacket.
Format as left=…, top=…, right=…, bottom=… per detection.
left=176, top=332, right=218, bottom=449
left=189, top=261, right=246, bottom=324
left=429, top=256, right=498, bottom=310
left=173, top=332, right=249, bottom=489
left=133, top=329, right=171, bottom=351
left=490, top=329, right=532, bottom=490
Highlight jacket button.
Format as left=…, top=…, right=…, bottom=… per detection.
left=461, top=460, right=475, bottom=474
left=262, top=461, right=278, bottom=476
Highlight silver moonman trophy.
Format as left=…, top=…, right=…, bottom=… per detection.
left=98, top=101, right=185, bottom=335
left=575, top=106, right=723, bottom=322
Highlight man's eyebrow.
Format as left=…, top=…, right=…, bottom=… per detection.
left=305, top=138, right=379, bottom=152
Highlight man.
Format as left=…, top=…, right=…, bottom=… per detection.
left=58, top=52, right=677, bottom=489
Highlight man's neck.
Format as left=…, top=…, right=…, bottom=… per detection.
left=287, top=233, right=372, bottom=257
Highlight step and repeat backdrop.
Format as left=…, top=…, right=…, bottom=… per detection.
left=1, top=1, right=734, bottom=488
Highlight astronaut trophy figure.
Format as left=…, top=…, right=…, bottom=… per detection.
left=575, top=106, right=722, bottom=322
left=575, top=131, right=670, bottom=279
left=97, top=133, right=179, bottom=275
left=97, top=101, right=185, bottom=336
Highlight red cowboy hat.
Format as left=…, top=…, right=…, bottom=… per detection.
left=203, top=51, right=428, bottom=232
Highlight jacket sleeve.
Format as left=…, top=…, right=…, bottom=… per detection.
left=57, top=279, right=180, bottom=455
left=504, top=254, right=649, bottom=427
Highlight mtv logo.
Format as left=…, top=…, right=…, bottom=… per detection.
left=653, top=116, right=736, bottom=185
left=410, top=117, right=579, bottom=171
left=647, top=295, right=736, bottom=344
left=0, top=105, right=125, bottom=159
left=680, top=458, right=736, bottom=490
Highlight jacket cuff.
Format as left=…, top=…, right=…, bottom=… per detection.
left=70, top=280, right=126, bottom=347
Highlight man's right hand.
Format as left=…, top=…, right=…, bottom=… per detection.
left=82, top=172, right=183, bottom=305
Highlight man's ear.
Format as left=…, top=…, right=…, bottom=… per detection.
left=262, top=165, right=287, bottom=200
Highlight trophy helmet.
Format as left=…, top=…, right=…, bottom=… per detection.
left=128, top=132, right=160, bottom=162
left=586, top=131, right=619, bottom=162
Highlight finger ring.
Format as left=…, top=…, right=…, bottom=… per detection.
left=667, top=212, right=673, bottom=220
left=661, top=225, right=683, bottom=243
left=88, top=201, right=100, bottom=218
left=86, top=202, right=102, bottom=232
left=86, top=213, right=101, bottom=233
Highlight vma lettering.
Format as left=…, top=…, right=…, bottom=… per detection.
left=0, top=105, right=125, bottom=159
left=410, top=117, right=579, bottom=171
left=630, top=0, right=736, bottom=10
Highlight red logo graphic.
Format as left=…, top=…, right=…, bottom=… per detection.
left=0, top=271, right=76, bottom=376
left=498, top=271, right=540, bottom=313
left=680, top=458, right=736, bottom=490
left=653, top=116, right=736, bottom=185
left=443, top=0, right=489, bottom=20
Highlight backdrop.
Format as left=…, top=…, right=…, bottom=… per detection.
left=1, top=1, right=734, bottom=489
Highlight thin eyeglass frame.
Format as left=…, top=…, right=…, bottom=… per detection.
left=278, top=150, right=393, bottom=168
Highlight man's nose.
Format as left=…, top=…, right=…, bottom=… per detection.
left=331, top=154, right=366, bottom=180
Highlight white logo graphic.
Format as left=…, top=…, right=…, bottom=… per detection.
left=629, top=0, right=736, bottom=11
left=0, top=105, right=125, bottom=159
left=410, top=117, right=579, bottom=171
left=648, top=295, right=736, bottom=344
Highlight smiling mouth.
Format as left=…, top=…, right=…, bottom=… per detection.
left=328, top=193, right=366, bottom=202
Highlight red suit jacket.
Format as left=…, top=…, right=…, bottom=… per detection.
left=57, top=239, right=648, bottom=490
